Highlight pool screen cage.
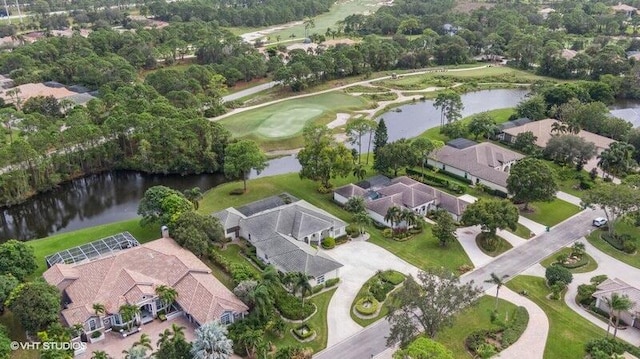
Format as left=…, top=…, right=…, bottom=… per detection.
left=45, top=232, right=140, bottom=268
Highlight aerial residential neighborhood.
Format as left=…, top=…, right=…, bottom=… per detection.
left=3, top=0, right=640, bottom=359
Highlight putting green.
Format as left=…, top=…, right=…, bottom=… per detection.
left=255, top=107, right=324, bottom=138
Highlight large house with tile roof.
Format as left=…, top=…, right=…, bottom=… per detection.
left=426, top=140, right=524, bottom=194
left=43, top=236, right=248, bottom=337
left=593, top=278, right=640, bottom=330
left=334, top=175, right=471, bottom=224
left=213, top=194, right=344, bottom=286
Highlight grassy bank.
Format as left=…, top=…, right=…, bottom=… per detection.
left=418, top=108, right=516, bottom=142
left=520, top=199, right=581, bottom=227
left=586, top=223, right=640, bottom=269
left=506, top=275, right=606, bottom=359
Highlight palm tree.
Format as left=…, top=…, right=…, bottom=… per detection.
left=400, top=209, right=418, bottom=229
left=249, top=284, right=274, bottom=321
left=119, top=304, right=141, bottom=331
left=155, top=285, right=179, bottom=312
left=183, top=187, right=203, bottom=210
left=550, top=121, right=568, bottom=134
left=384, top=206, right=402, bottom=230
left=352, top=164, right=367, bottom=181
left=190, top=321, right=234, bottom=359
left=237, top=328, right=265, bottom=359
left=261, top=265, right=281, bottom=293
left=122, top=345, right=148, bottom=359
left=485, top=272, right=509, bottom=310
left=171, top=323, right=185, bottom=340
left=345, top=196, right=366, bottom=213
left=93, top=303, right=106, bottom=317
left=134, top=333, right=153, bottom=351
left=91, top=351, right=112, bottom=359
left=353, top=211, right=372, bottom=235
left=157, top=328, right=172, bottom=347
left=605, top=293, right=635, bottom=339
left=303, top=18, right=315, bottom=38
left=571, top=242, right=586, bottom=257
left=293, top=272, right=313, bottom=317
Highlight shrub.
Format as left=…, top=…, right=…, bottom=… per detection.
left=458, top=264, right=473, bottom=274
left=317, top=185, right=332, bottom=194
left=577, top=284, right=598, bottom=306
left=476, top=343, right=498, bottom=359
left=311, top=284, right=323, bottom=294
left=321, top=237, right=336, bottom=249
left=382, top=228, right=393, bottom=238
left=501, top=307, right=529, bottom=347
left=623, top=241, right=637, bottom=254
left=230, top=263, right=258, bottom=285
left=293, top=325, right=315, bottom=340
left=590, top=275, right=608, bottom=285
left=560, top=256, right=588, bottom=269
left=369, top=280, right=395, bottom=302
left=380, top=270, right=405, bottom=285
left=346, top=225, right=359, bottom=237
left=275, top=290, right=315, bottom=320
left=545, top=264, right=573, bottom=286
left=354, top=296, right=379, bottom=316
left=601, top=233, right=630, bottom=252
left=585, top=338, right=640, bottom=358
left=324, top=278, right=340, bottom=288
left=335, top=235, right=349, bottom=245
left=465, top=330, right=491, bottom=351
left=91, top=331, right=102, bottom=338
left=229, top=188, right=245, bottom=195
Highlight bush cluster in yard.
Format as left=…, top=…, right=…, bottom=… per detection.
left=324, top=278, right=340, bottom=288
left=209, top=248, right=259, bottom=285
left=545, top=264, right=573, bottom=286
left=355, top=296, right=380, bottom=316
left=585, top=338, right=640, bottom=358
left=275, top=289, right=315, bottom=320
left=465, top=306, right=529, bottom=355
left=321, top=236, right=335, bottom=249
left=601, top=233, right=637, bottom=254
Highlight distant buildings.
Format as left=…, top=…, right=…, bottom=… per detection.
left=0, top=81, right=96, bottom=107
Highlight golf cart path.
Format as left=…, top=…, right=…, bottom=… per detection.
left=211, top=65, right=490, bottom=121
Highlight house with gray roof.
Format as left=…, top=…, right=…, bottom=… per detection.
left=593, top=278, right=640, bottom=330
left=333, top=176, right=471, bottom=224
left=427, top=141, right=524, bottom=193
left=213, top=196, right=344, bottom=286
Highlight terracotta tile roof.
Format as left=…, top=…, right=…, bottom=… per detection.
left=502, top=118, right=615, bottom=151
left=612, top=3, right=637, bottom=12
left=0, top=83, right=77, bottom=103
left=44, top=237, right=247, bottom=326
left=561, top=49, right=577, bottom=60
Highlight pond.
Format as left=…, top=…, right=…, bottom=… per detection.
left=5, top=88, right=639, bottom=241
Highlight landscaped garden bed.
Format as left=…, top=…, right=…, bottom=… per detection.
left=350, top=270, right=406, bottom=325
left=475, top=232, right=513, bottom=257
left=291, top=324, right=317, bottom=342
left=586, top=222, right=640, bottom=270
left=465, top=306, right=529, bottom=358
left=540, top=242, right=597, bottom=273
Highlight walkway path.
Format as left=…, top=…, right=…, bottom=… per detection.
left=456, top=225, right=494, bottom=267
left=518, top=216, right=547, bottom=236
left=563, top=239, right=640, bottom=346
left=556, top=191, right=583, bottom=207
left=495, top=287, right=549, bottom=359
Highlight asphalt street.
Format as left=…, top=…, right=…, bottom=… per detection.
left=315, top=208, right=602, bottom=359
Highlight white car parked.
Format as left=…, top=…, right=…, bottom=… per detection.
left=592, top=217, right=608, bottom=227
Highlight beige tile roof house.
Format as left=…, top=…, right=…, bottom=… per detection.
left=501, top=118, right=615, bottom=151
left=44, top=237, right=248, bottom=334
left=593, top=278, right=640, bottom=330
left=428, top=142, right=524, bottom=190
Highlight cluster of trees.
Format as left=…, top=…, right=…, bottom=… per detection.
left=0, top=82, right=233, bottom=206
left=144, top=0, right=334, bottom=27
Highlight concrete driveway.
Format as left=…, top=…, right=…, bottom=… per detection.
left=323, top=240, right=421, bottom=346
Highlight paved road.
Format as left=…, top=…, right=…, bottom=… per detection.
left=221, top=81, right=279, bottom=102
left=314, top=208, right=602, bottom=359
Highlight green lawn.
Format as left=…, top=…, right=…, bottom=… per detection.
left=376, top=67, right=554, bottom=90
left=436, top=296, right=518, bottom=358
left=199, top=171, right=472, bottom=272
left=477, top=234, right=513, bottom=257
left=28, top=218, right=158, bottom=278
left=586, top=223, right=640, bottom=269
left=546, top=162, right=596, bottom=199
left=506, top=222, right=533, bottom=239
left=539, top=248, right=598, bottom=274
left=506, top=275, right=607, bottom=359
left=219, top=92, right=368, bottom=151
left=520, top=199, right=581, bottom=227
left=0, top=310, right=37, bottom=359
left=266, top=288, right=336, bottom=354
left=419, top=108, right=516, bottom=142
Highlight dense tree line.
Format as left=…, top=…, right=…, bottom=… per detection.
left=144, top=0, right=334, bottom=27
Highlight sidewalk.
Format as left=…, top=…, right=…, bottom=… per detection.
left=518, top=216, right=547, bottom=236
left=555, top=191, right=582, bottom=207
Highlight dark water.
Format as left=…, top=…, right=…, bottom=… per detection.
left=6, top=88, right=638, bottom=241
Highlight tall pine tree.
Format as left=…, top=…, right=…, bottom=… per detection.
left=373, top=118, right=388, bottom=160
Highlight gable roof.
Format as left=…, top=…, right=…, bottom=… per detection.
left=430, top=142, right=524, bottom=187
left=501, top=118, right=616, bottom=150
left=334, top=183, right=367, bottom=198
left=593, top=278, right=640, bottom=314
left=43, top=237, right=248, bottom=326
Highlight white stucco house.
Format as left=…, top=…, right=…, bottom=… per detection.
left=593, top=278, right=640, bottom=330
left=334, top=175, right=471, bottom=224
left=427, top=140, right=524, bottom=194
left=213, top=194, right=344, bottom=286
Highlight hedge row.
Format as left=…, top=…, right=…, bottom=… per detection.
left=209, top=249, right=259, bottom=285
left=380, top=270, right=405, bottom=286
left=501, top=307, right=529, bottom=347
left=601, top=233, right=637, bottom=254
left=275, top=288, right=315, bottom=320
left=585, top=338, right=640, bottom=358
left=355, top=297, right=379, bottom=316
left=325, top=278, right=340, bottom=288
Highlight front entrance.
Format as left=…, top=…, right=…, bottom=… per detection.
left=140, top=304, right=154, bottom=324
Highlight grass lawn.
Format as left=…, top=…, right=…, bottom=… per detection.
left=28, top=218, right=158, bottom=278
left=419, top=108, right=516, bottom=142
left=199, top=171, right=472, bottom=272
left=520, top=199, right=580, bottom=227
left=266, top=288, right=336, bottom=354
left=586, top=223, right=640, bottom=269
left=506, top=275, right=606, bottom=359
left=506, top=222, right=533, bottom=239
left=477, top=233, right=513, bottom=257
left=436, top=296, right=518, bottom=358
left=0, top=310, right=38, bottom=359
left=539, top=248, right=598, bottom=274
left=546, top=162, right=596, bottom=199
left=219, top=92, right=369, bottom=151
